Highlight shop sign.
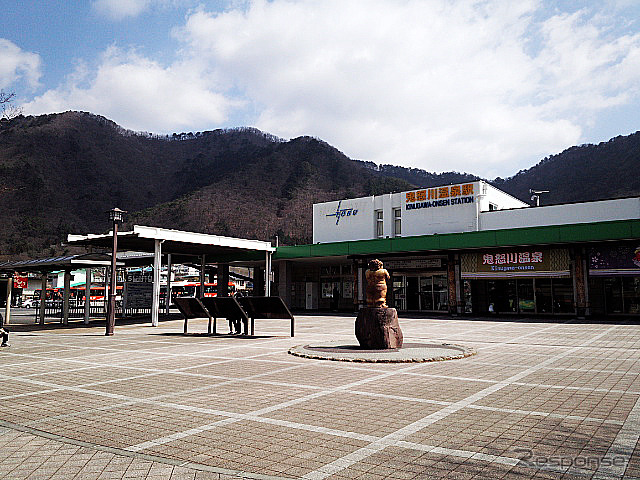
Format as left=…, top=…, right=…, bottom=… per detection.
left=477, top=249, right=549, bottom=272
left=326, top=200, right=359, bottom=225
left=385, top=258, right=443, bottom=270
left=590, top=244, right=640, bottom=270
left=124, top=282, right=153, bottom=309
left=13, top=276, right=28, bottom=289
left=343, top=281, right=354, bottom=299
left=126, top=272, right=153, bottom=283
left=405, top=183, right=475, bottom=211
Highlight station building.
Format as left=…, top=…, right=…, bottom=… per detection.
left=273, top=181, right=640, bottom=317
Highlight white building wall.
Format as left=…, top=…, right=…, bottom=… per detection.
left=313, top=182, right=640, bottom=244
left=480, top=197, right=640, bottom=231
left=314, top=181, right=530, bottom=243
left=313, top=195, right=375, bottom=243
left=483, top=183, right=530, bottom=210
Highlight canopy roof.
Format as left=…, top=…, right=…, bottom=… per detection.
left=0, top=253, right=115, bottom=272
left=67, top=225, right=274, bottom=263
left=275, top=218, right=640, bottom=260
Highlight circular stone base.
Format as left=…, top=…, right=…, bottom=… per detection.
left=288, top=341, right=476, bottom=363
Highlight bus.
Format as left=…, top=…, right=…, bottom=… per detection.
left=162, top=281, right=236, bottom=302
left=72, top=285, right=123, bottom=301
left=32, top=286, right=123, bottom=307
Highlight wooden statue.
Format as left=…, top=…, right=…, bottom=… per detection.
left=356, top=258, right=402, bottom=349
left=365, top=259, right=390, bottom=307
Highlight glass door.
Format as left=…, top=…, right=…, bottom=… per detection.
left=406, top=276, right=420, bottom=310
left=392, top=276, right=406, bottom=310
left=433, top=275, right=448, bottom=311
left=419, top=276, right=433, bottom=311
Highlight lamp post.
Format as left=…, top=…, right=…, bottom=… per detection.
left=106, top=207, right=126, bottom=336
left=529, top=189, right=549, bottom=207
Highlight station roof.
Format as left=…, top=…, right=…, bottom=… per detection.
left=67, top=225, right=275, bottom=263
left=274, top=218, right=640, bottom=260
left=0, top=253, right=116, bottom=272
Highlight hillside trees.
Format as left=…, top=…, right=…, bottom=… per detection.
left=0, top=90, right=22, bottom=121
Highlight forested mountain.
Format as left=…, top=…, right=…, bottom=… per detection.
left=491, top=132, right=640, bottom=204
left=0, top=111, right=638, bottom=258
left=369, top=133, right=640, bottom=205
left=0, top=112, right=411, bottom=256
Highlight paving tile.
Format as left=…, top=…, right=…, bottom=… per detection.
left=168, top=381, right=312, bottom=414
left=2, top=315, right=639, bottom=480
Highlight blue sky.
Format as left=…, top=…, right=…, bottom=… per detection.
left=2, top=0, right=640, bottom=178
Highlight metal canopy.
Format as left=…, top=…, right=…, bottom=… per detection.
left=66, top=225, right=275, bottom=328
left=67, top=225, right=275, bottom=259
left=0, top=253, right=115, bottom=272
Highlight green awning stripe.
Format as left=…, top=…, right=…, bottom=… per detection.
left=274, top=218, right=640, bottom=260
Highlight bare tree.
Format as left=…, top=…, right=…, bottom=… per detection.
left=0, top=90, right=22, bottom=121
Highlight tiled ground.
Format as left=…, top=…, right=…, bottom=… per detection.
left=0, top=314, right=639, bottom=479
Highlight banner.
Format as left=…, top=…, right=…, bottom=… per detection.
left=477, top=248, right=550, bottom=273
left=590, top=244, right=640, bottom=274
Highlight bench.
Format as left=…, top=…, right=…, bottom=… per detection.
left=173, top=297, right=215, bottom=335
left=200, top=297, right=250, bottom=335
left=237, top=296, right=295, bottom=337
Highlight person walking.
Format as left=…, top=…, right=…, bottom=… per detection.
left=0, top=313, right=9, bottom=347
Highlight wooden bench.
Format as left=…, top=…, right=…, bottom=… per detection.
left=173, top=297, right=215, bottom=335
left=237, top=296, right=295, bottom=337
left=200, top=297, right=250, bottom=336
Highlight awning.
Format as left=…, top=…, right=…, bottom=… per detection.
left=67, top=225, right=274, bottom=262
left=0, top=253, right=116, bottom=272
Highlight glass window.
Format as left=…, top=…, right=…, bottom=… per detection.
left=342, top=281, right=354, bottom=299
left=463, top=280, right=472, bottom=313
left=604, top=278, right=623, bottom=313
left=375, top=210, right=384, bottom=238
left=393, top=275, right=405, bottom=310
left=552, top=278, right=575, bottom=314
left=321, top=282, right=333, bottom=298
left=622, top=277, right=640, bottom=314
left=518, top=280, right=535, bottom=312
left=393, top=208, right=401, bottom=237
left=535, top=279, right=553, bottom=313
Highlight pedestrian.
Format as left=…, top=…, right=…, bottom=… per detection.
left=331, top=286, right=341, bottom=312
left=228, top=315, right=242, bottom=335
left=0, top=313, right=9, bottom=347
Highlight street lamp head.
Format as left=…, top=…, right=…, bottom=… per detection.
left=108, top=207, right=127, bottom=223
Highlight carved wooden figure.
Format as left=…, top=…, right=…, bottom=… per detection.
left=356, top=259, right=403, bottom=349
left=365, top=259, right=390, bottom=307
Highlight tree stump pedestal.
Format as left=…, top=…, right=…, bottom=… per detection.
left=355, top=307, right=403, bottom=349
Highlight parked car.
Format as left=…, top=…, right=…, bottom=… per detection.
left=22, top=298, right=38, bottom=308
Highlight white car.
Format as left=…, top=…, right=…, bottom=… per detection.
left=22, top=298, right=38, bottom=308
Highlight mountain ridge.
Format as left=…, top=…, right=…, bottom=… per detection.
left=0, top=111, right=638, bottom=258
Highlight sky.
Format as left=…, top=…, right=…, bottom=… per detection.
left=2, top=0, right=640, bottom=179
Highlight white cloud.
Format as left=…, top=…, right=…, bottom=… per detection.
left=23, top=47, right=241, bottom=132
left=0, top=39, right=41, bottom=89
left=25, top=0, right=640, bottom=177
left=172, top=0, right=640, bottom=176
left=92, top=0, right=152, bottom=20
left=92, top=0, right=197, bottom=20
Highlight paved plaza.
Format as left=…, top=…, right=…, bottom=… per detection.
left=0, top=314, right=639, bottom=479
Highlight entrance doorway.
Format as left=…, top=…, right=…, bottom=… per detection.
left=392, top=274, right=448, bottom=312
left=471, top=278, right=574, bottom=314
